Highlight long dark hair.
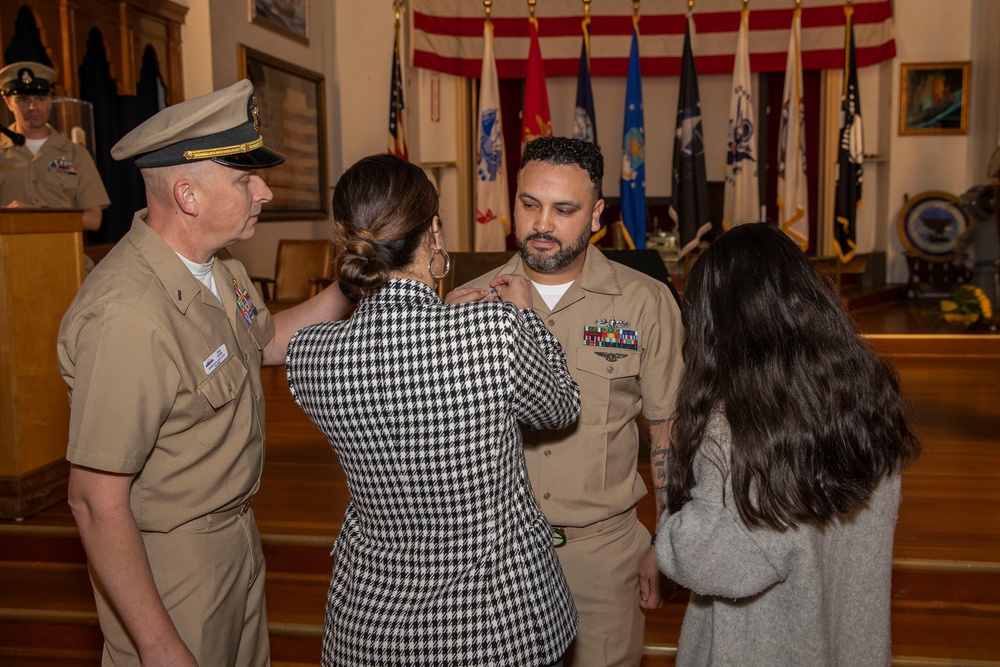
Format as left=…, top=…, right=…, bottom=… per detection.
left=331, top=153, right=439, bottom=299
left=667, top=222, right=920, bottom=530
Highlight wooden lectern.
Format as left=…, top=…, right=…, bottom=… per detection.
left=0, top=210, right=83, bottom=518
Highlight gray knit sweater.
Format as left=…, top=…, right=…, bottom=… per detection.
left=656, top=415, right=899, bottom=667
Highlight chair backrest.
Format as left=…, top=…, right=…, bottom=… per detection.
left=273, top=239, right=334, bottom=303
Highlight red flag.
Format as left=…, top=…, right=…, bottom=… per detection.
left=521, top=17, right=551, bottom=148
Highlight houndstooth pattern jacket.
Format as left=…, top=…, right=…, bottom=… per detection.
left=286, top=279, right=581, bottom=667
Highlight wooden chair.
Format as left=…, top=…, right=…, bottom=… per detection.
left=252, top=239, right=334, bottom=305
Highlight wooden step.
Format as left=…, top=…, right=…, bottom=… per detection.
left=2, top=553, right=996, bottom=665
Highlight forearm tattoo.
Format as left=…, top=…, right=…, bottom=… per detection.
left=648, top=419, right=670, bottom=509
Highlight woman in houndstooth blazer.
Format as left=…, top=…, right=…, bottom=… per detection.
left=285, top=154, right=581, bottom=667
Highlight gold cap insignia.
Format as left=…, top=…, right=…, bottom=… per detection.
left=19, top=70, right=33, bottom=85
left=249, top=96, right=261, bottom=132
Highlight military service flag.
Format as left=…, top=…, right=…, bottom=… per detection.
left=722, top=7, right=759, bottom=231
left=670, top=14, right=711, bottom=258
left=522, top=17, right=552, bottom=148
left=834, top=4, right=864, bottom=262
left=620, top=17, right=646, bottom=250
left=475, top=20, right=510, bottom=252
left=778, top=5, right=809, bottom=250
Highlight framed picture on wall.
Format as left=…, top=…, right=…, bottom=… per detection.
left=238, top=44, right=328, bottom=220
left=899, top=62, right=970, bottom=136
left=250, top=0, right=308, bottom=44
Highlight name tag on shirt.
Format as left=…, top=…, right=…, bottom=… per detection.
left=204, top=344, right=228, bottom=374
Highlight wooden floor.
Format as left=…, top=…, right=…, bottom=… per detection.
left=1, top=297, right=999, bottom=666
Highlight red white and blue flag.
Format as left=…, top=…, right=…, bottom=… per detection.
left=387, top=21, right=408, bottom=160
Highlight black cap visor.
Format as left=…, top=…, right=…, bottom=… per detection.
left=212, top=145, right=286, bottom=169
left=2, top=84, right=53, bottom=96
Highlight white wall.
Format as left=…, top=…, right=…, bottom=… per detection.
left=172, top=0, right=399, bottom=278
left=881, top=0, right=978, bottom=283
left=175, top=0, right=996, bottom=282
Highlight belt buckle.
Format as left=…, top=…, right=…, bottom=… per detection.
left=239, top=496, right=253, bottom=516
left=552, top=527, right=567, bottom=548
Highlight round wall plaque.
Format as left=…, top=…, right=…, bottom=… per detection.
left=896, top=191, right=968, bottom=261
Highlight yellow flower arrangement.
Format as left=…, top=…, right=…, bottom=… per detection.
left=939, top=284, right=993, bottom=325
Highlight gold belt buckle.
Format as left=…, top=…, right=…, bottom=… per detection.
left=239, top=496, right=253, bottom=516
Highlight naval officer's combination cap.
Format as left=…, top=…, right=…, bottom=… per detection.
left=111, top=79, right=285, bottom=170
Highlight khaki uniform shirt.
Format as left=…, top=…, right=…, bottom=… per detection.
left=465, top=246, right=684, bottom=527
left=0, top=125, right=110, bottom=209
left=57, top=211, right=274, bottom=533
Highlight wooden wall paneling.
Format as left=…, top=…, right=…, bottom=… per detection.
left=131, top=13, right=169, bottom=101
left=126, top=0, right=186, bottom=104
left=69, top=0, right=125, bottom=96
left=0, top=1, right=64, bottom=92
left=165, top=17, right=182, bottom=104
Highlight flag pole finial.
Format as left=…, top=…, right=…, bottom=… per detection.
left=393, top=0, right=405, bottom=23
left=582, top=0, right=590, bottom=19
left=688, top=0, right=694, bottom=9
left=528, top=0, right=536, bottom=19
left=483, top=0, right=492, bottom=19
left=632, top=1, right=639, bottom=18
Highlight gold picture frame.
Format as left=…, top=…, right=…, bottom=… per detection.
left=238, top=44, right=328, bottom=221
left=899, top=62, right=970, bottom=136
left=250, top=0, right=308, bottom=44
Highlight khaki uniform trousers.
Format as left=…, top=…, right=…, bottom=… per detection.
left=556, top=509, right=650, bottom=667
left=92, top=507, right=269, bottom=666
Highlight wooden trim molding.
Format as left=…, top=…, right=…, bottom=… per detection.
left=0, top=459, right=70, bottom=520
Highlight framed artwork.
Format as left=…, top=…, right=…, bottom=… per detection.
left=238, top=44, right=327, bottom=221
left=899, top=62, right=970, bottom=136
left=250, top=0, right=308, bottom=44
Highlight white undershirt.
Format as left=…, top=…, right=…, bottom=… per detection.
left=24, top=136, right=47, bottom=156
left=177, top=252, right=220, bottom=300
left=532, top=280, right=574, bottom=310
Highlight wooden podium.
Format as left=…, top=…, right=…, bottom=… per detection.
left=0, top=210, right=83, bottom=518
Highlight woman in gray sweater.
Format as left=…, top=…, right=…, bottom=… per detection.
left=656, top=222, right=920, bottom=666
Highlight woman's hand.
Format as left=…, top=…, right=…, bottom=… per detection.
left=489, top=274, right=532, bottom=310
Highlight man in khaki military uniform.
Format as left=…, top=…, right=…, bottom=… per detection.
left=0, top=61, right=109, bottom=231
left=57, top=80, right=352, bottom=667
left=463, top=137, right=684, bottom=667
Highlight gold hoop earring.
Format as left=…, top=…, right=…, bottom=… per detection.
left=428, top=246, right=451, bottom=281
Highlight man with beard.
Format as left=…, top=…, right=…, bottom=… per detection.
left=0, top=61, right=109, bottom=231
left=461, top=137, right=684, bottom=666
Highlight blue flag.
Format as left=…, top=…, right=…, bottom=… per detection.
left=573, top=19, right=597, bottom=146
left=619, top=18, right=645, bottom=250
left=670, top=14, right=711, bottom=257
left=573, top=17, right=606, bottom=241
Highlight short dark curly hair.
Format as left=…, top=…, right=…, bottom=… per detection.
left=519, top=137, right=603, bottom=199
